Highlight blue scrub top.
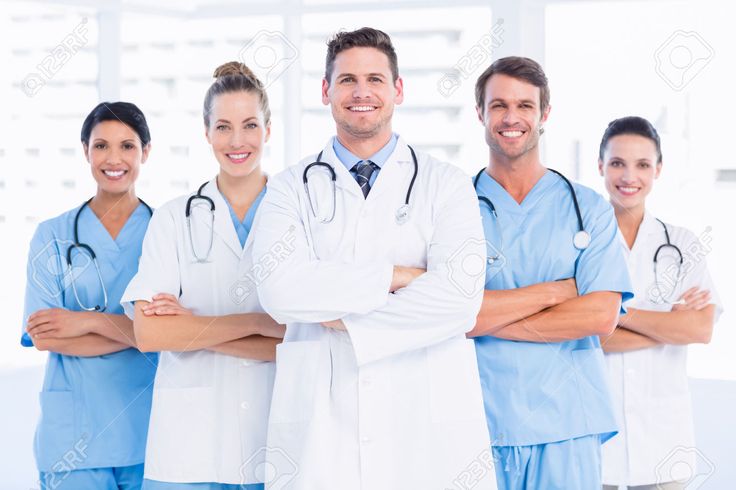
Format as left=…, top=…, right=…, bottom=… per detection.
left=473, top=169, right=633, bottom=447
left=220, top=187, right=266, bottom=248
left=21, top=203, right=158, bottom=472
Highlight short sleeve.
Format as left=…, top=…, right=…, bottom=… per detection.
left=120, top=206, right=181, bottom=319
left=574, top=193, right=633, bottom=312
left=21, top=224, right=65, bottom=346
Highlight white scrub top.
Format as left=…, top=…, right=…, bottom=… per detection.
left=21, top=203, right=157, bottom=472
left=474, top=169, right=633, bottom=447
left=602, top=211, right=723, bottom=486
left=253, top=137, right=495, bottom=490
left=121, top=180, right=275, bottom=485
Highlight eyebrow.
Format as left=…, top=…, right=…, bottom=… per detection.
left=488, top=98, right=536, bottom=105
left=336, top=72, right=387, bottom=79
left=214, top=117, right=258, bottom=124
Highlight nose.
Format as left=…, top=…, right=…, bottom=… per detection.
left=501, top=107, right=521, bottom=126
left=229, top=129, right=246, bottom=149
left=352, top=79, right=371, bottom=99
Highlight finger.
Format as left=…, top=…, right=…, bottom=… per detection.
left=678, top=287, right=699, bottom=301
left=145, top=299, right=180, bottom=310
left=152, top=293, right=178, bottom=302
left=32, top=326, right=58, bottom=337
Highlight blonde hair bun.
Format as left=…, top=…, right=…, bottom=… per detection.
left=213, top=61, right=260, bottom=83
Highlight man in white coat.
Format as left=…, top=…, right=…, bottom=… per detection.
left=252, top=28, right=496, bottom=490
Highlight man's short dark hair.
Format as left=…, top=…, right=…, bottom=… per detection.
left=325, top=27, right=399, bottom=83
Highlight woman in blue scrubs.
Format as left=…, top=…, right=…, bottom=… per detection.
left=22, top=102, right=158, bottom=489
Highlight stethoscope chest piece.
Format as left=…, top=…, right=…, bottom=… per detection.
left=395, top=204, right=410, bottom=225
left=573, top=230, right=591, bottom=250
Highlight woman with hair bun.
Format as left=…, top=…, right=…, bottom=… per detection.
left=598, top=116, right=723, bottom=490
left=121, top=62, right=284, bottom=490
left=21, top=101, right=158, bottom=489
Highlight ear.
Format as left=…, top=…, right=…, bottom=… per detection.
left=393, top=76, right=404, bottom=105
left=476, top=105, right=485, bottom=125
left=598, top=158, right=604, bottom=177
left=322, top=78, right=330, bottom=106
left=264, top=121, right=272, bottom=143
left=655, top=161, right=663, bottom=179
left=540, top=103, right=551, bottom=126
left=82, top=143, right=91, bottom=164
left=141, top=143, right=151, bottom=165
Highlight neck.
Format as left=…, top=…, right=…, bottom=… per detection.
left=486, top=148, right=546, bottom=203
left=217, top=169, right=266, bottom=207
left=89, top=187, right=138, bottom=219
left=336, top=129, right=392, bottom=160
left=613, top=203, right=645, bottom=248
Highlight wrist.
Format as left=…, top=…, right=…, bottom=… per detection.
left=80, top=311, right=98, bottom=335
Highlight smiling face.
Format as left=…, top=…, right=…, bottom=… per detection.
left=322, top=46, right=403, bottom=142
left=477, top=73, right=549, bottom=162
left=205, top=90, right=270, bottom=179
left=83, top=120, right=149, bottom=195
left=599, top=133, right=662, bottom=212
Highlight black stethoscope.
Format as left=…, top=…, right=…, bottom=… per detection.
left=651, top=217, right=684, bottom=304
left=473, top=167, right=591, bottom=265
left=67, top=197, right=153, bottom=311
left=303, top=145, right=419, bottom=225
left=186, top=181, right=216, bottom=263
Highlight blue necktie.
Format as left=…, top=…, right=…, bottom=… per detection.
left=352, top=160, right=378, bottom=198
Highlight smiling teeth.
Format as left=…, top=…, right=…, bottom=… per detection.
left=229, top=153, right=248, bottom=159
left=104, top=170, right=124, bottom=177
left=350, top=106, right=375, bottom=112
left=619, top=186, right=639, bottom=193
left=501, top=131, right=523, bottom=137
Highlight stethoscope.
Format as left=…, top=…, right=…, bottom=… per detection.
left=303, top=145, right=419, bottom=225
left=651, top=217, right=684, bottom=304
left=67, top=197, right=153, bottom=311
left=186, top=181, right=216, bottom=263
left=473, top=167, right=591, bottom=265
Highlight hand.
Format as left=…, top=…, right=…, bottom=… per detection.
left=26, top=309, right=92, bottom=339
left=672, top=287, right=711, bottom=311
left=322, top=319, right=347, bottom=331
left=390, top=266, right=426, bottom=292
left=141, top=293, right=193, bottom=316
left=258, top=316, right=286, bottom=338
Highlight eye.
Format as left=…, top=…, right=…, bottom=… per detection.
left=369, top=76, right=383, bottom=83
left=609, top=160, right=623, bottom=167
left=521, top=103, right=534, bottom=109
left=245, top=122, right=258, bottom=129
left=123, top=143, right=135, bottom=150
left=94, top=143, right=106, bottom=150
left=340, top=76, right=355, bottom=83
left=216, top=124, right=229, bottom=131
left=490, top=103, right=504, bottom=109
left=639, top=162, right=651, bottom=169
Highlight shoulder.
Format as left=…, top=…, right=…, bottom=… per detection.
left=32, top=206, right=81, bottom=241
left=569, top=181, right=612, bottom=216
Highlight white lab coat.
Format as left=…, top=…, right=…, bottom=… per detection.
left=252, top=137, right=496, bottom=490
left=602, top=211, right=723, bottom=486
left=121, top=180, right=275, bottom=485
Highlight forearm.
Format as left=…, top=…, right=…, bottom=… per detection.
left=85, top=312, right=137, bottom=347
left=600, top=326, right=661, bottom=353
left=33, top=334, right=129, bottom=357
left=469, top=282, right=570, bottom=337
left=134, top=301, right=272, bottom=352
left=621, top=305, right=715, bottom=344
left=490, top=292, right=621, bottom=343
left=206, top=335, right=280, bottom=361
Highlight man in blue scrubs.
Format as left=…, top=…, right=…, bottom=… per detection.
left=468, top=57, right=633, bottom=489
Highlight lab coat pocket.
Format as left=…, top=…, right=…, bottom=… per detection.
left=269, top=341, right=324, bottom=423
left=36, top=391, right=77, bottom=470
left=428, top=338, right=483, bottom=423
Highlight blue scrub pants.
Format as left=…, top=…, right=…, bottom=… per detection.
left=492, top=434, right=602, bottom=490
left=39, top=463, right=144, bottom=489
left=142, top=480, right=264, bottom=490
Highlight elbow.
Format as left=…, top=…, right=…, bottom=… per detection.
left=694, top=324, right=714, bottom=345
left=594, top=310, right=619, bottom=336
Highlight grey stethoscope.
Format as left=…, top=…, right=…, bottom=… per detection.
left=303, top=145, right=419, bottom=225
left=67, top=197, right=153, bottom=311
left=651, top=217, right=684, bottom=303
left=473, top=167, right=591, bottom=265
left=186, top=181, right=216, bottom=263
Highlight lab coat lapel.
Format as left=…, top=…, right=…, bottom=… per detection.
left=199, top=179, right=244, bottom=260
left=366, top=137, right=413, bottom=202
left=319, top=139, right=363, bottom=198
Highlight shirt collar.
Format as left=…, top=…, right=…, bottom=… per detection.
left=332, top=133, right=399, bottom=172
